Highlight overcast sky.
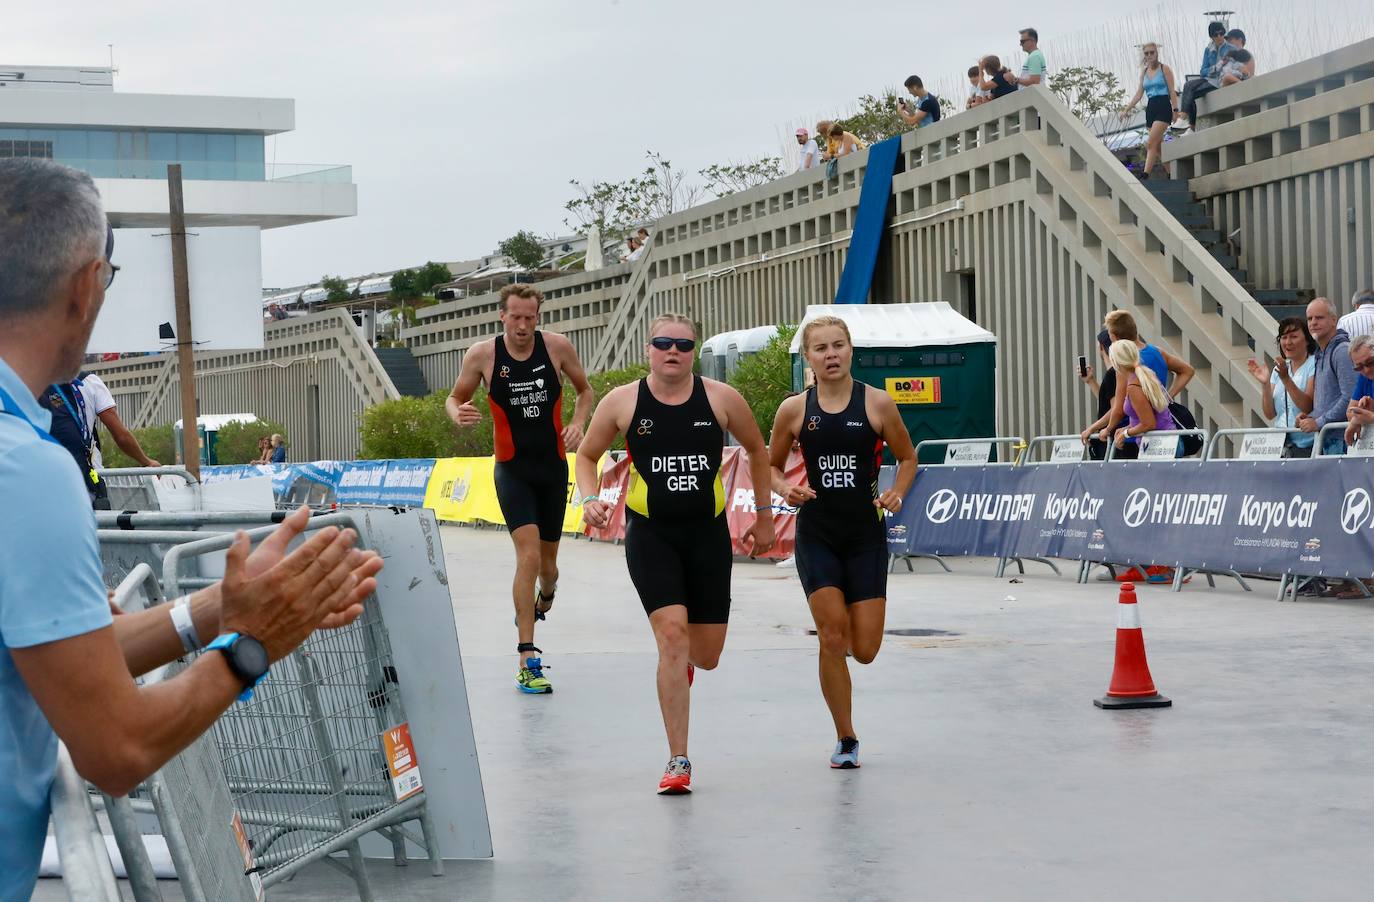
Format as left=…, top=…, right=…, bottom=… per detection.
left=4, top=1, right=1345, bottom=287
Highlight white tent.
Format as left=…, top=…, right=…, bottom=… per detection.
left=790, top=302, right=996, bottom=352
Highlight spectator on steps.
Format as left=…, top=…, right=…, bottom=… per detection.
left=1245, top=316, right=1316, bottom=457
left=823, top=123, right=866, bottom=161
left=1343, top=334, right=1374, bottom=447
left=1119, top=42, right=1179, bottom=180
left=980, top=55, right=1019, bottom=100
left=1078, top=329, right=1131, bottom=460
left=1296, top=297, right=1354, bottom=455
left=1337, top=288, right=1374, bottom=340
left=1015, top=27, right=1047, bottom=88
left=1173, top=21, right=1233, bottom=132
left=1108, top=339, right=1177, bottom=453
left=966, top=65, right=991, bottom=109
left=897, top=76, right=942, bottom=129
left=796, top=128, right=819, bottom=172
left=1219, top=47, right=1255, bottom=86
left=1081, top=309, right=1195, bottom=448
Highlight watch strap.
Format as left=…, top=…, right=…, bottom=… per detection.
left=206, top=632, right=268, bottom=702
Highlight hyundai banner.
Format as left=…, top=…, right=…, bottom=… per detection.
left=883, top=459, right=1374, bottom=578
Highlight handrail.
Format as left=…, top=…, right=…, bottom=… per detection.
left=1312, top=421, right=1374, bottom=456
left=1022, top=434, right=1089, bottom=465
left=914, top=436, right=1024, bottom=466
left=1203, top=427, right=1293, bottom=461
left=50, top=743, right=121, bottom=901
left=1105, top=429, right=1208, bottom=462
left=98, top=465, right=200, bottom=485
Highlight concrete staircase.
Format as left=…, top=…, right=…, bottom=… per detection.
left=373, top=347, right=429, bottom=397
left=1144, top=177, right=1315, bottom=328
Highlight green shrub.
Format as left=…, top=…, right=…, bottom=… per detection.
left=727, top=323, right=797, bottom=439
left=100, top=423, right=175, bottom=469
left=358, top=363, right=652, bottom=459
left=213, top=418, right=287, bottom=464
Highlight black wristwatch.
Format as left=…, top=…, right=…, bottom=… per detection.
left=205, top=633, right=270, bottom=702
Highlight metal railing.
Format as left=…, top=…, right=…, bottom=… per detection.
left=1203, top=427, right=1294, bottom=461
left=1104, top=428, right=1208, bottom=462
left=914, top=436, right=1025, bottom=466
left=1021, top=434, right=1089, bottom=465
left=50, top=744, right=122, bottom=901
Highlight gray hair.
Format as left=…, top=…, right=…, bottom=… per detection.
left=1352, top=334, right=1374, bottom=355
left=0, top=159, right=108, bottom=320
left=1353, top=289, right=1374, bottom=309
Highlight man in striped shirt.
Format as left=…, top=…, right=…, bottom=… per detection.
left=1336, top=289, right=1374, bottom=341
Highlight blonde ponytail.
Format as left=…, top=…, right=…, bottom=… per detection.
left=1109, top=339, right=1169, bottom=412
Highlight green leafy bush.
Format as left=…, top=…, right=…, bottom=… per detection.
left=358, top=364, right=652, bottom=459
left=727, top=323, right=797, bottom=439
left=214, top=418, right=287, bottom=464
left=100, top=423, right=175, bottom=469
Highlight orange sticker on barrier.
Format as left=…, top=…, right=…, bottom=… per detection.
left=382, top=722, right=424, bottom=801
left=230, top=811, right=265, bottom=900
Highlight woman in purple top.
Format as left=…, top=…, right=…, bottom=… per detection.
left=1109, top=339, right=1175, bottom=453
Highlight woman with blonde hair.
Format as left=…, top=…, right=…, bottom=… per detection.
left=1108, top=338, right=1176, bottom=452
left=576, top=312, right=775, bottom=795
left=769, top=315, right=916, bottom=769
left=1118, top=42, right=1179, bottom=180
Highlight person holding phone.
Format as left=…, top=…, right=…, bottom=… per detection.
left=1245, top=317, right=1316, bottom=457
left=576, top=313, right=774, bottom=795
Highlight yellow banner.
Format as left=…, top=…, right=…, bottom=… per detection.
left=884, top=375, right=942, bottom=405
left=422, top=457, right=595, bottom=534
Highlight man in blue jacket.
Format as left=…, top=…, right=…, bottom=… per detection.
left=1297, top=297, right=1355, bottom=454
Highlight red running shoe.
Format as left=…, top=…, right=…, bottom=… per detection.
left=658, top=757, right=692, bottom=795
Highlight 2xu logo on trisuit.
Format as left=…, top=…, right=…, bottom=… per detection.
left=488, top=332, right=564, bottom=467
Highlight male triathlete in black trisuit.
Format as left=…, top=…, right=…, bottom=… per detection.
left=576, top=312, right=775, bottom=794
left=770, top=315, right=916, bottom=768
left=447, top=284, right=594, bottom=693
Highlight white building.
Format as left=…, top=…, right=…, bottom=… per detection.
left=0, top=64, right=356, bottom=229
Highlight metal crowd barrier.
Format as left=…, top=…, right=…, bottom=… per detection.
left=1103, top=428, right=1207, bottom=462
left=1314, top=421, right=1374, bottom=457
left=1021, top=434, right=1089, bottom=464
left=89, top=511, right=444, bottom=901
left=98, top=465, right=202, bottom=512
left=50, top=744, right=122, bottom=902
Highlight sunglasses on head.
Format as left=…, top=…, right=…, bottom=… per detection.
left=650, top=336, right=695, bottom=352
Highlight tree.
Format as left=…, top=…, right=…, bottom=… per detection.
left=321, top=275, right=352, bottom=305
left=837, top=89, right=908, bottom=145
left=389, top=269, right=420, bottom=301
left=699, top=158, right=785, bottom=197
left=414, top=261, right=453, bottom=294
left=564, top=151, right=705, bottom=238
left=100, top=424, right=175, bottom=469
left=498, top=231, right=547, bottom=270
left=1048, top=66, right=1127, bottom=132
left=727, top=324, right=798, bottom=439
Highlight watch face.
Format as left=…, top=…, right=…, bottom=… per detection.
left=232, top=636, right=271, bottom=680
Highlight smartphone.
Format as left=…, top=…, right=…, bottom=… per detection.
left=1077, top=355, right=1088, bottom=378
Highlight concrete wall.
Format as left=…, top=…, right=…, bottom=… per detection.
left=1166, top=37, right=1374, bottom=307
left=90, top=310, right=397, bottom=461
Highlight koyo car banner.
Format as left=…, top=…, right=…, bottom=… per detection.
left=883, top=458, right=1374, bottom=578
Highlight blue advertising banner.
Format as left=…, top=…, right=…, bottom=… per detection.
left=335, top=460, right=388, bottom=505
left=376, top=459, right=435, bottom=507
left=883, top=459, right=1374, bottom=578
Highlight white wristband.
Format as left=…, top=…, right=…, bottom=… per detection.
left=169, top=597, right=202, bottom=654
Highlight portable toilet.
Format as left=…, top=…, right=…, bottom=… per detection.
left=174, top=413, right=260, bottom=466
left=726, top=325, right=779, bottom=379
left=790, top=303, right=997, bottom=463
left=699, top=330, right=734, bottom=382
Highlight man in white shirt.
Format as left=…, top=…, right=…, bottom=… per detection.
left=795, top=128, right=819, bottom=172
left=1337, top=289, right=1374, bottom=342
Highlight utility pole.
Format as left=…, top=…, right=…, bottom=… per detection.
left=167, top=164, right=200, bottom=479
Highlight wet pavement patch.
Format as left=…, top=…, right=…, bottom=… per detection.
left=777, top=626, right=962, bottom=637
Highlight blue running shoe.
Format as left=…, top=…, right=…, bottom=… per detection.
left=830, top=736, right=860, bottom=769
left=517, top=657, right=552, bottom=694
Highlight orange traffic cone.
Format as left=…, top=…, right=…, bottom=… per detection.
left=1094, top=582, right=1172, bottom=709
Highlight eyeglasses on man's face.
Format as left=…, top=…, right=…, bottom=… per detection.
left=104, top=261, right=120, bottom=290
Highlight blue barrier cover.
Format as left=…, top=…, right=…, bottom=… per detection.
left=883, top=459, right=1374, bottom=577
left=377, top=459, right=435, bottom=507
left=202, top=459, right=435, bottom=508
left=335, top=460, right=388, bottom=505
left=833, top=135, right=902, bottom=304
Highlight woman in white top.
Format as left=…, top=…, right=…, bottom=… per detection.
left=1246, top=316, right=1316, bottom=457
